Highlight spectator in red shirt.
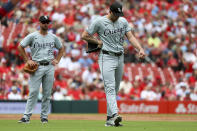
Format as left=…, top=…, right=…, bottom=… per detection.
left=54, top=74, right=68, bottom=89
left=129, top=80, right=142, bottom=100
left=189, top=64, right=197, bottom=87
left=90, top=87, right=105, bottom=100
left=188, top=71, right=197, bottom=87
left=67, top=83, right=82, bottom=100
left=67, top=27, right=76, bottom=42
left=0, top=58, right=10, bottom=75
left=0, top=87, right=5, bottom=99
left=163, top=83, right=176, bottom=101
left=80, top=87, right=90, bottom=100
left=183, top=92, right=191, bottom=101
left=64, top=11, right=75, bottom=26
left=167, top=51, right=178, bottom=72
left=117, top=88, right=129, bottom=100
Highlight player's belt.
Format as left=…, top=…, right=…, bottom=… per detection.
left=102, top=50, right=122, bottom=56
left=38, top=62, right=50, bottom=66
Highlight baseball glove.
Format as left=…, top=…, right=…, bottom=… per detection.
left=23, top=63, right=38, bottom=74
left=86, top=42, right=101, bottom=53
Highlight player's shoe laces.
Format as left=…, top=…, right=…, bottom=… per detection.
left=18, top=118, right=30, bottom=123
left=41, top=118, right=48, bottom=123
left=105, top=114, right=123, bottom=127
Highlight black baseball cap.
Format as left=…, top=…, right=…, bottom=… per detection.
left=110, top=2, right=124, bottom=16
left=39, top=15, right=51, bottom=23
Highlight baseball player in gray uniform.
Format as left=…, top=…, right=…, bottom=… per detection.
left=82, top=2, right=145, bottom=126
left=18, top=16, right=64, bottom=123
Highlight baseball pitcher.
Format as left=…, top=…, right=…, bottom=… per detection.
left=82, top=2, right=145, bottom=127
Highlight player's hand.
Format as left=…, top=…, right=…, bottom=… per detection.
left=51, top=59, right=58, bottom=66
left=98, top=40, right=103, bottom=48
left=27, top=60, right=38, bottom=68
left=138, top=48, right=145, bottom=59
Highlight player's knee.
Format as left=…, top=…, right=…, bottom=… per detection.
left=105, top=86, right=116, bottom=95
left=28, top=90, right=39, bottom=98
left=42, top=96, right=51, bottom=101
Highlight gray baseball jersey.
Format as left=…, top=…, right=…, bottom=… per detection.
left=86, top=15, right=131, bottom=53
left=20, top=31, right=62, bottom=62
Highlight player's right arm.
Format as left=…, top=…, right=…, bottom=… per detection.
left=81, top=31, right=102, bottom=47
left=18, top=33, right=37, bottom=66
left=18, top=45, right=29, bottom=62
left=18, top=45, right=37, bottom=67
left=81, top=18, right=102, bottom=47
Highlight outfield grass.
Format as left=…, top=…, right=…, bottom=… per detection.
left=0, top=120, right=196, bottom=131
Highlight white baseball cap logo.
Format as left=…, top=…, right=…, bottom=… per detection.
left=44, top=16, right=48, bottom=19
left=118, top=8, right=121, bottom=12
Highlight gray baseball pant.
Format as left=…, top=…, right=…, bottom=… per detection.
left=23, top=65, right=54, bottom=120
left=98, top=52, right=124, bottom=117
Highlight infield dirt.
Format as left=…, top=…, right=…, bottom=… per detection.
left=0, top=114, right=197, bottom=121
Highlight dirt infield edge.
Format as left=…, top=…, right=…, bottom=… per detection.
left=0, top=114, right=197, bottom=121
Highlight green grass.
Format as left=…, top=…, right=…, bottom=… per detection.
left=0, top=120, right=196, bottom=131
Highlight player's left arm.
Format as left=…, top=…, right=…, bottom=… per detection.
left=125, top=31, right=145, bottom=58
left=52, top=46, right=64, bottom=65
left=52, top=37, right=64, bottom=66
left=51, top=46, right=64, bottom=66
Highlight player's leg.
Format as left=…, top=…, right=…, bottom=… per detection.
left=40, top=65, right=55, bottom=122
left=115, top=55, right=124, bottom=94
left=98, top=54, right=118, bottom=117
left=106, top=102, right=112, bottom=118
left=19, top=68, right=43, bottom=122
left=114, top=55, right=124, bottom=126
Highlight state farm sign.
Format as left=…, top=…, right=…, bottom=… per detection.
left=119, top=103, right=159, bottom=113
left=175, top=103, right=197, bottom=114
left=98, top=100, right=197, bottom=114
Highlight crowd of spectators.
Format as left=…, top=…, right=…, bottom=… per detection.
left=0, top=0, right=197, bottom=101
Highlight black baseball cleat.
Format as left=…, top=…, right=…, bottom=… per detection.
left=115, top=123, right=123, bottom=127
left=105, top=114, right=123, bottom=127
left=41, top=118, right=48, bottom=124
left=114, top=114, right=122, bottom=127
left=18, top=118, right=30, bottom=123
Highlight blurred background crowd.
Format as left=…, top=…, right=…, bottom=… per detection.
left=0, top=0, right=197, bottom=101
